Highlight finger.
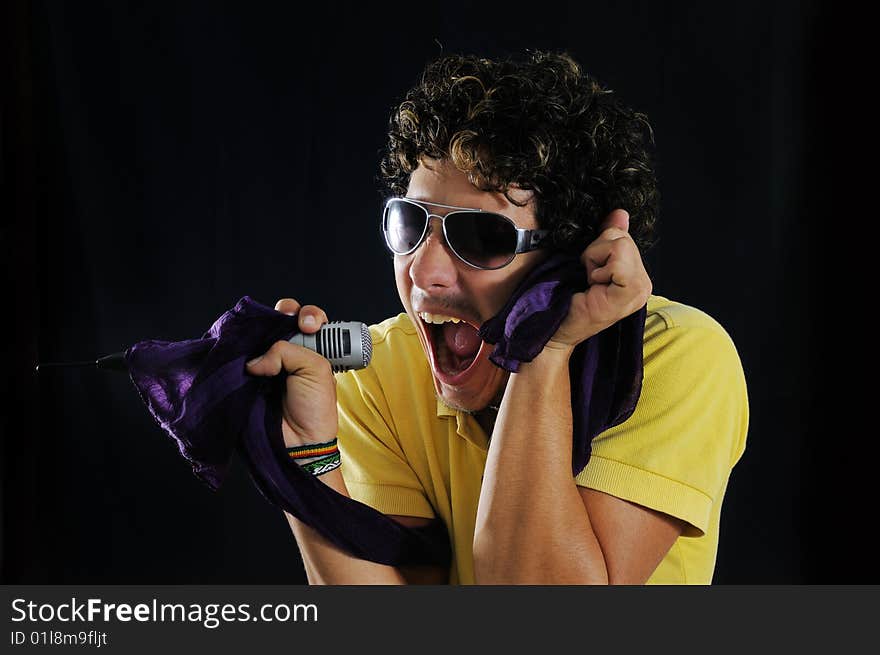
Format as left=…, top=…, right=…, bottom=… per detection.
left=582, top=240, right=611, bottom=282
left=591, top=254, right=653, bottom=302
left=598, top=209, right=630, bottom=233
left=590, top=262, right=628, bottom=287
left=582, top=232, right=635, bottom=278
left=297, top=304, right=330, bottom=333
left=587, top=239, right=633, bottom=283
left=595, top=226, right=630, bottom=243
left=246, top=339, right=330, bottom=377
left=275, top=298, right=301, bottom=315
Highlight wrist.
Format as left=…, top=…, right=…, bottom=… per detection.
left=535, top=340, right=575, bottom=366
left=514, top=343, right=572, bottom=388
left=282, top=420, right=338, bottom=449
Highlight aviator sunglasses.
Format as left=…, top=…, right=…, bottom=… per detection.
left=381, top=197, right=549, bottom=270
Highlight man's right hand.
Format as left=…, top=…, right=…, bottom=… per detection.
left=253, top=299, right=447, bottom=584
left=245, top=298, right=338, bottom=448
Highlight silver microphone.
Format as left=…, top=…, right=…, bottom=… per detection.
left=288, top=321, right=373, bottom=372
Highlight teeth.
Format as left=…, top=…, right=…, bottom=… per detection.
left=418, top=312, right=462, bottom=325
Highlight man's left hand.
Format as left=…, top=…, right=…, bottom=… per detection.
left=546, top=209, right=652, bottom=353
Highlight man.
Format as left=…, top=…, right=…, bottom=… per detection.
left=246, top=51, right=749, bottom=584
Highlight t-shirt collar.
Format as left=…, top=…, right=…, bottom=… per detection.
left=436, top=396, right=490, bottom=450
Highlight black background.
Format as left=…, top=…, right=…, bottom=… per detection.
left=2, top=0, right=871, bottom=584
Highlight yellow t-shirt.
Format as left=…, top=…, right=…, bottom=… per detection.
left=335, top=294, right=749, bottom=584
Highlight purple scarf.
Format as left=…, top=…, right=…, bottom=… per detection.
left=478, top=253, right=646, bottom=476
left=125, top=252, right=645, bottom=567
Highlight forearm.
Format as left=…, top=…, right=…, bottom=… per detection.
left=283, top=453, right=406, bottom=585
left=473, top=347, right=608, bottom=584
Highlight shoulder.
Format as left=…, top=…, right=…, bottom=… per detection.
left=577, top=294, right=750, bottom=538
left=637, top=293, right=750, bottom=470
left=335, top=313, right=429, bottom=408
left=646, top=294, right=732, bottom=337
left=333, top=315, right=438, bottom=519
left=616, top=293, right=750, bottom=472
left=643, top=295, right=744, bottom=373
left=367, top=313, right=419, bottom=351
left=359, top=312, right=426, bottom=380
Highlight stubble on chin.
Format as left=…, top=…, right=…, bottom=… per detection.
left=435, top=393, right=474, bottom=415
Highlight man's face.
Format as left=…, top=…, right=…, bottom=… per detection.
left=394, top=159, right=546, bottom=412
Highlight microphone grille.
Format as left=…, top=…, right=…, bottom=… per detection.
left=361, top=322, right=373, bottom=368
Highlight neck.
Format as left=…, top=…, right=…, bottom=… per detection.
left=474, top=395, right=502, bottom=440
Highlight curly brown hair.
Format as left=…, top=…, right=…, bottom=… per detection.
left=379, top=50, right=659, bottom=255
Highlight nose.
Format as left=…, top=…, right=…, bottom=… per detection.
left=409, top=216, right=459, bottom=289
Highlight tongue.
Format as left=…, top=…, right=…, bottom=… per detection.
left=442, top=321, right=482, bottom=358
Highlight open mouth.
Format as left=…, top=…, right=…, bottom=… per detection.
left=418, top=312, right=485, bottom=383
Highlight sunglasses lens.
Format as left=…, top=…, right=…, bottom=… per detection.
left=384, top=201, right=426, bottom=253
left=445, top=212, right=517, bottom=269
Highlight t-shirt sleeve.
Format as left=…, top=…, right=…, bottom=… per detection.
left=335, top=368, right=436, bottom=519
left=575, top=321, right=749, bottom=537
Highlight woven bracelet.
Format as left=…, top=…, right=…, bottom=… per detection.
left=300, top=452, right=341, bottom=477
left=286, top=438, right=338, bottom=460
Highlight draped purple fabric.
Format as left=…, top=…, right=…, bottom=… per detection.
left=124, top=252, right=645, bottom=566
left=478, top=253, right=646, bottom=475
left=125, top=299, right=450, bottom=566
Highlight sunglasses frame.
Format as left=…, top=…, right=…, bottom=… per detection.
left=381, top=197, right=549, bottom=270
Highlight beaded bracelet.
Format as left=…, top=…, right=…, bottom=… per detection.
left=286, top=438, right=338, bottom=461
